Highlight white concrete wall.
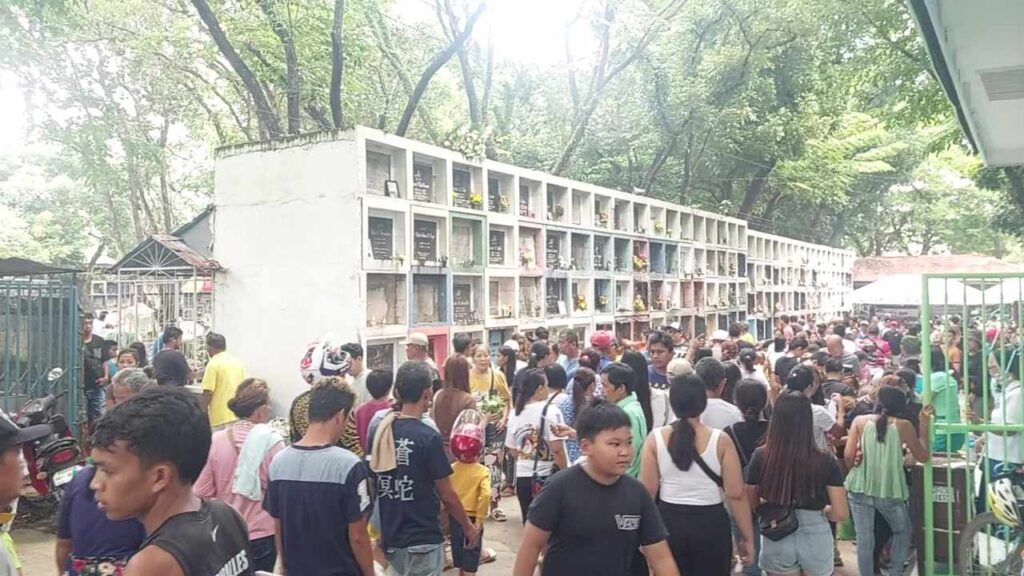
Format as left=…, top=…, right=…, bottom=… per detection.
left=213, top=134, right=364, bottom=412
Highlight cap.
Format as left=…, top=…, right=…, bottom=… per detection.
left=889, top=320, right=900, bottom=328
left=986, top=327, right=999, bottom=342
left=590, top=330, right=614, bottom=349
left=0, top=413, right=50, bottom=452
left=502, top=339, right=520, bottom=350
left=404, top=332, right=429, bottom=347
left=666, top=322, right=681, bottom=332
left=667, top=358, right=693, bottom=377
left=711, top=330, right=729, bottom=342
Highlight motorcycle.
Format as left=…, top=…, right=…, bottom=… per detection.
left=16, top=368, right=82, bottom=502
left=958, top=464, right=1024, bottom=576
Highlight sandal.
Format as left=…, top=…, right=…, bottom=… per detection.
left=490, top=508, right=508, bottom=522
left=480, top=548, right=497, bottom=564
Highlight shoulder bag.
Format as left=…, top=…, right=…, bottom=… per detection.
left=531, top=395, right=559, bottom=496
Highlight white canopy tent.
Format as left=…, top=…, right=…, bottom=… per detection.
left=852, top=274, right=986, bottom=307
left=982, top=277, right=1024, bottom=304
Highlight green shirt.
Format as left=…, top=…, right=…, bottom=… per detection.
left=845, top=420, right=909, bottom=500
left=617, top=393, right=648, bottom=478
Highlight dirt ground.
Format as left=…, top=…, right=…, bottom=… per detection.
left=12, top=500, right=879, bottom=575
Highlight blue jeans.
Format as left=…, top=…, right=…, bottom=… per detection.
left=849, top=492, right=912, bottom=576
left=84, top=387, right=106, bottom=426
left=386, top=543, right=444, bottom=576
left=250, top=535, right=276, bottom=573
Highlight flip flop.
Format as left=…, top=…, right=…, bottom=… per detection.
left=480, top=548, right=497, bottom=564
left=490, top=508, right=508, bottom=522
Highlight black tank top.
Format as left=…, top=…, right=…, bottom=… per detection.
left=141, top=499, right=254, bottom=576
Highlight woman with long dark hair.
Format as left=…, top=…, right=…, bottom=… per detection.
left=504, top=368, right=566, bottom=522
left=639, top=374, right=753, bottom=574
left=725, top=380, right=768, bottom=576
left=745, top=392, right=849, bottom=576
left=497, top=346, right=518, bottom=389
left=511, top=341, right=554, bottom=405
left=621, top=350, right=654, bottom=432
left=723, top=362, right=743, bottom=405
left=845, top=387, right=931, bottom=576
left=431, top=356, right=477, bottom=460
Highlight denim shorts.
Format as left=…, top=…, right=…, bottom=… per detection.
left=450, top=515, right=483, bottom=572
left=386, top=543, right=444, bottom=576
left=759, top=508, right=834, bottom=576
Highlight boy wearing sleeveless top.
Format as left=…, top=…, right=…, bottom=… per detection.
left=91, top=387, right=253, bottom=576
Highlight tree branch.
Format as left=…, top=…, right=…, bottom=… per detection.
left=396, top=1, right=486, bottom=137
left=190, top=0, right=282, bottom=139
left=329, top=0, right=346, bottom=128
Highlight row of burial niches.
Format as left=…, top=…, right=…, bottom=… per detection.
left=365, top=146, right=746, bottom=248
left=365, top=208, right=749, bottom=278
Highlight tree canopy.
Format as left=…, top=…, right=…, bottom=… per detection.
left=0, top=0, right=1019, bottom=265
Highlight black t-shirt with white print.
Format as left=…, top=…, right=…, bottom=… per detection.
left=527, top=465, right=668, bottom=576
left=141, top=499, right=253, bottom=576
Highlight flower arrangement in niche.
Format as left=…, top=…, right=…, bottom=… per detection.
left=574, top=294, right=588, bottom=311
left=633, top=295, right=647, bottom=312
left=553, top=205, right=565, bottom=219
left=598, top=295, right=609, bottom=308
left=520, top=251, right=534, bottom=267
left=499, top=194, right=510, bottom=210
left=596, top=212, right=609, bottom=226
left=469, top=193, right=483, bottom=209
left=633, top=255, right=649, bottom=272
left=441, top=126, right=492, bottom=160
left=654, top=222, right=665, bottom=234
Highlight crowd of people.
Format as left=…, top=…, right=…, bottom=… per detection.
left=0, top=311, right=1015, bottom=576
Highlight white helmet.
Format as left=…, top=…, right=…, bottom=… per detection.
left=988, top=477, right=1021, bottom=528
left=299, top=334, right=352, bottom=385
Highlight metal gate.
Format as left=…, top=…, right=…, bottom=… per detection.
left=921, top=272, right=1024, bottom=575
left=0, top=267, right=79, bottom=431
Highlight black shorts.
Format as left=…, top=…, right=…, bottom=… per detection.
left=449, top=515, right=483, bottom=572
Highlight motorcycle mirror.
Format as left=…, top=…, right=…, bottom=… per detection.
left=47, top=368, right=64, bottom=382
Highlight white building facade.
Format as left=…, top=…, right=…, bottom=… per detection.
left=213, top=127, right=854, bottom=409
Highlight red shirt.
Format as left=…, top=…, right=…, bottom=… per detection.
left=355, top=399, right=393, bottom=451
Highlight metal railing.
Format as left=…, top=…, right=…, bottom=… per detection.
left=921, top=272, right=1024, bottom=576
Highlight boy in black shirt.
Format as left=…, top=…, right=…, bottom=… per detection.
left=514, top=400, right=679, bottom=576
left=91, top=387, right=253, bottom=576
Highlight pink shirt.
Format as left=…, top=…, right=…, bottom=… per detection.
left=194, top=420, right=284, bottom=540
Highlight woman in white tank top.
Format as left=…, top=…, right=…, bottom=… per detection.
left=639, top=374, right=754, bottom=576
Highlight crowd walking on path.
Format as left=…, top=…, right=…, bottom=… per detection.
left=0, top=312, right=1012, bottom=575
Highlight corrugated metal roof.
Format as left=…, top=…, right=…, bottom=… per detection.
left=0, top=257, right=78, bottom=277
left=110, top=234, right=221, bottom=275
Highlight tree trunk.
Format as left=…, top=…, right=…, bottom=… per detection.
left=550, top=0, right=686, bottom=175
left=329, top=0, right=346, bottom=128
left=157, top=116, right=174, bottom=232
left=480, top=36, right=494, bottom=126
left=738, top=159, right=777, bottom=218
left=257, top=0, right=301, bottom=135
left=396, top=2, right=486, bottom=137
left=445, top=0, right=481, bottom=128
left=368, top=10, right=441, bottom=141
left=191, top=0, right=282, bottom=139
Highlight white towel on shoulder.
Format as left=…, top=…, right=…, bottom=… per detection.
left=232, top=423, right=282, bottom=501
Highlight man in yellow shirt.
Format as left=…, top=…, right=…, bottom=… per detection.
left=201, top=333, right=247, bottom=429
